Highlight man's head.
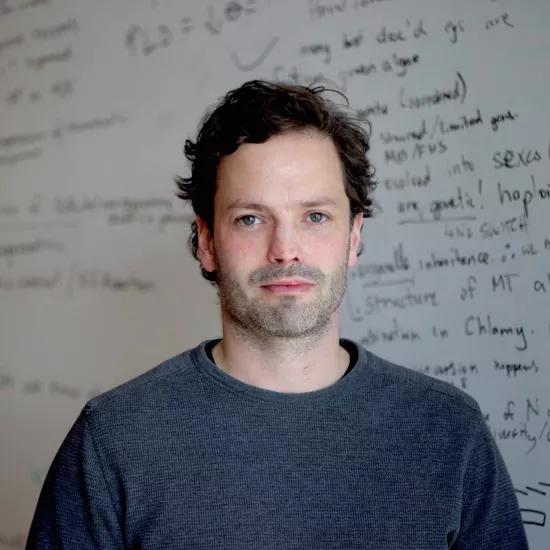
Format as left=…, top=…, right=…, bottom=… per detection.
left=175, top=80, right=376, bottom=338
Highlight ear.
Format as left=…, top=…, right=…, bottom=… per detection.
left=196, top=215, right=216, bottom=272
left=348, top=213, right=363, bottom=269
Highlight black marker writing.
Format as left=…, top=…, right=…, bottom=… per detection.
left=464, top=315, right=528, bottom=351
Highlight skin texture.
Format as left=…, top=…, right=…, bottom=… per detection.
left=196, top=130, right=363, bottom=392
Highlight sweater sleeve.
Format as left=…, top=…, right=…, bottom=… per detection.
left=454, top=414, right=529, bottom=549
left=25, top=408, right=125, bottom=550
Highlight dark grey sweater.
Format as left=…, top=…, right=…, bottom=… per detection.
left=26, top=338, right=529, bottom=549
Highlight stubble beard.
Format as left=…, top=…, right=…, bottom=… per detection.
left=215, top=255, right=349, bottom=340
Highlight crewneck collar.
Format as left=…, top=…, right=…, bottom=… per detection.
left=191, top=337, right=368, bottom=404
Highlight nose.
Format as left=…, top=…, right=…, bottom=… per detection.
left=266, top=221, right=303, bottom=265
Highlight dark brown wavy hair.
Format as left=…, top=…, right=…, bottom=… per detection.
left=174, top=80, right=377, bottom=286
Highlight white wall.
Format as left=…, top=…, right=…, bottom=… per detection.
left=0, top=0, right=549, bottom=547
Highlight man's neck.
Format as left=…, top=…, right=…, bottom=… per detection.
left=211, top=323, right=350, bottom=393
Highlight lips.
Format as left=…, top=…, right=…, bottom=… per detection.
left=261, top=281, right=314, bottom=294
left=262, top=280, right=313, bottom=287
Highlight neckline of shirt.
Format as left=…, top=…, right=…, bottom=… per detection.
left=191, top=337, right=367, bottom=404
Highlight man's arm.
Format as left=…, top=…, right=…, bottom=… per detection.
left=26, top=409, right=124, bottom=549
left=455, top=414, right=529, bottom=549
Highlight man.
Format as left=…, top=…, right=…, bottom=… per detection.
left=26, top=80, right=528, bottom=549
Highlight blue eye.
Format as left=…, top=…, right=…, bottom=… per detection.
left=308, top=212, right=328, bottom=223
left=237, top=215, right=260, bottom=226
left=236, top=212, right=329, bottom=226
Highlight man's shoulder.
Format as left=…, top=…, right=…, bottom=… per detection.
left=83, top=343, right=200, bottom=420
left=358, top=344, right=482, bottom=416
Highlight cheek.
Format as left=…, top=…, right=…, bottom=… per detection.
left=225, top=232, right=249, bottom=255
left=230, top=242, right=249, bottom=259
left=216, top=236, right=251, bottom=265
left=318, top=235, right=349, bottom=260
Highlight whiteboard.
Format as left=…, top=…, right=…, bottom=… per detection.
left=0, top=0, right=549, bottom=548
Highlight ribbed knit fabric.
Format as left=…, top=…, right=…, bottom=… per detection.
left=26, top=338, right=528, bottom=549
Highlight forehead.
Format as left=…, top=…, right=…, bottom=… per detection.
left=215, top=131, right=346, bottom=207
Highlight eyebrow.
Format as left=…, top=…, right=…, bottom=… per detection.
left=226, top=197, right=340, bottom=212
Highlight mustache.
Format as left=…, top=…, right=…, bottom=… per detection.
left=249, top=264, right=325, bottom=285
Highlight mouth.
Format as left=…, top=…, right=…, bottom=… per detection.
left=261, top=282, right=315, bottom=294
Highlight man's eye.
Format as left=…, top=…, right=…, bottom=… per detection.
left=236, top=213, right=328, bottom=226
left=237, top=215, right=260, bottom=226
left=308, top=212, right=328, bottom=223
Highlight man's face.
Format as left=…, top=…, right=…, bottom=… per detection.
left=197, top=130, right=363, bottom=339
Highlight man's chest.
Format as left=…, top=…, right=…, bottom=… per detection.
left=123, top=429, right=462, bottom=549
